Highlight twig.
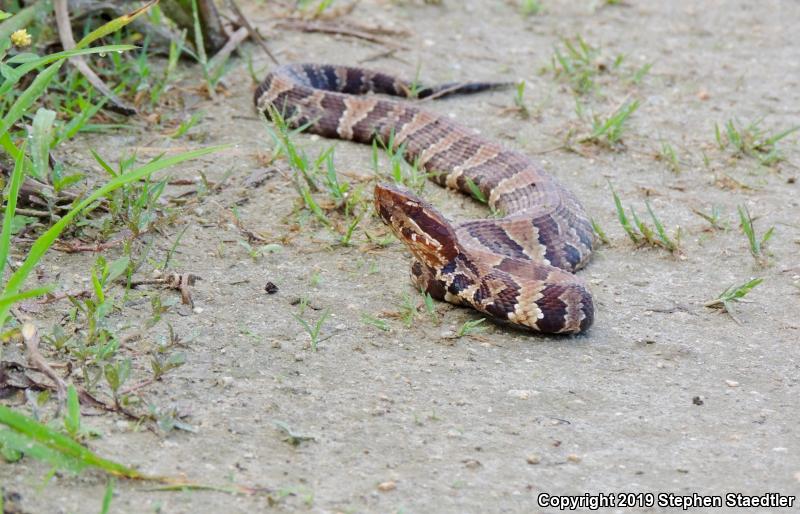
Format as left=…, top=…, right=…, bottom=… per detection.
left=53, top=0, right=137, bottom=115
left=274, top=20, right=408, bottom=50
left=207, top=26, right=249, bottom=72
left=130, top=272, right=200, bottom=307
left=228, top=0, right=279, bottom=65
left=22, top=323, right=67, bottom=404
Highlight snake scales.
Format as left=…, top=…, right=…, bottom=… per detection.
left=255, top=63, right=595, bottom=334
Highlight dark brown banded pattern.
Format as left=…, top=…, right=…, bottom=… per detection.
left=255, top=64, right=594, bottom=334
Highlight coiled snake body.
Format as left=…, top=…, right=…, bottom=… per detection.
left=255, top=64, right=594, bottom=334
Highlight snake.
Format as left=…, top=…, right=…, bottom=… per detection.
left=255, top=63, right=595, bottom=334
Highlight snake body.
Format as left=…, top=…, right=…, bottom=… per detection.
left=255, top=64, right=594, bottom=334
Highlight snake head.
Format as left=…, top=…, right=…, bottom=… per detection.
left=374, top=183, right=459, bottom=269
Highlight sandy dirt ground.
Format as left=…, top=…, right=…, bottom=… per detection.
left=2, top=0, right=799, bottom=512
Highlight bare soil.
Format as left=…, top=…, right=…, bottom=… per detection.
left=2, top=0, right=799, bottom=512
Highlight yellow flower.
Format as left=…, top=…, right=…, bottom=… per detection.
left=10, top=29, right=32, bottom=48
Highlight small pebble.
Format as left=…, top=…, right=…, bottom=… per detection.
left=526, top=454, right=541, bottom=465
left=567, top=454, right=581, bottom=463
left=725, top=380, right=739, bottom=388
left=377, top=481, right=396, bottom=492
left=507, top=389, right=532, bottom=400
left=463, top=459, right=482, bottom=470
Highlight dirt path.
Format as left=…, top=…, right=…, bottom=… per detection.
left=2, top=0, right=799, bottom=512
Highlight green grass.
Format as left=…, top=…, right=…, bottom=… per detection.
left=658, top=141, right=680, bottom=173
left=361, top=313, right=390, bottom=332
left=590, top=218, right=610, bottom=245
left=737, top=205, right=773, bottom=267
left=551, top=36, right=600, bottom=95
left=456, top=318, right=487, bottom=338
left=579, top=99, right=640, bottom=147
left=0, top=402, right=145, bottom=478
left=513, top=81, right=530, bottom=118
left=610, top=186, right=680, bottom=253
left=519, top=0, right=543, bottom=16
left=704, top=278, right=763, bottom=323
left=714, top=118, right=799, bottom=166
left=292, top=307, right=331, bottom=351
left=692, top=206, right=725, bottom=231
left=263, top=105, right=373, bottom=244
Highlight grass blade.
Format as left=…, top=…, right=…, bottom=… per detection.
left=0, top=405, right=143, bottom=477
left=0, top=142, right=27, bottom=280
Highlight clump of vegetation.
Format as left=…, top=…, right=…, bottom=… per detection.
left=610, top=187, right=681, bottom=254
left=551, top=36, right=602, bottom=95
left=577, top=99, right=640, bottom=148
left=737, top=205, right=774, bottom=267
left=0, top=1, right=236, bottom=493
left=519, top=0, right=543, bottom=16
left=714, top=118, right=799, bottom=166
left=704, top=278, right=763, bottom=323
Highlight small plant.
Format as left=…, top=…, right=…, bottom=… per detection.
left=658, top=141, right=680, bottom=173
left=457, top=318, right=487, bottom=337
left=397, top=293, right=418, bottom=327
left=737, top=205, right=774, bottom=267
left=274, top=420, right=316, bottom=446
left=579, top=99, right=640, bottom=147
left=169, top=111, right=204, bottom=139
left=513, top=81, right=530, bottom=118
left=372, top=130, right=429, bottom=192
left=611, top=187, right=680, bottom=253
left=629, top=62, right=653, bottom=85
left=714, top=118, right=800, bottom=166
left=519, top=0, right=543, bottom=16
left=692, top=206, right=725, bottom=231
left=422, top=290, right=439, bottom=323
left=361, top=313, right=390, bottom=332
left=590, top=218, right=610, bottom=245
left=704, top=278, right=763, bottom=323
left=465, top=177, right=488, bottom=204
left=292, top=307, right=331, bottom=351
left=551, top=36, right=600, bottom=95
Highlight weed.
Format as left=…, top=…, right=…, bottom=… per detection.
left=513, top=81, right=530, bottom=118
left=590, top=218, right=610, bottom=245
left=0, top=404, right=145, bottom=477
left=579, top=99, right=640, bottom=147
left=292, top=307, right=331, bottom=350
left=737, top=205, right=773, bottom=267
left=457, top=318, right=487, bottom=337
left=714, top=118, right=799, bottom=166
left=611, top=187, right=681, bottom=253
left=397, top=293, right=418, bottom=327
left=169, top=111, right=204, bottom=139
left=704, top=278, right=763, bottom=323
left=422, top=290, right=438, bottom=323
left=692, top=206, right=725, bottom=231
left=658, top=141, right=680, bottom=173
left=274, top=420, right=316, bottom=446
left=372, top=131, right=428, bottom=192
left=361, top=313, right=390, bottom=332
left=519, top=0, right=543, bottom=16
left=629, top=62, right=653, bottom=85
left=551, top=36, right=600, bottom=95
